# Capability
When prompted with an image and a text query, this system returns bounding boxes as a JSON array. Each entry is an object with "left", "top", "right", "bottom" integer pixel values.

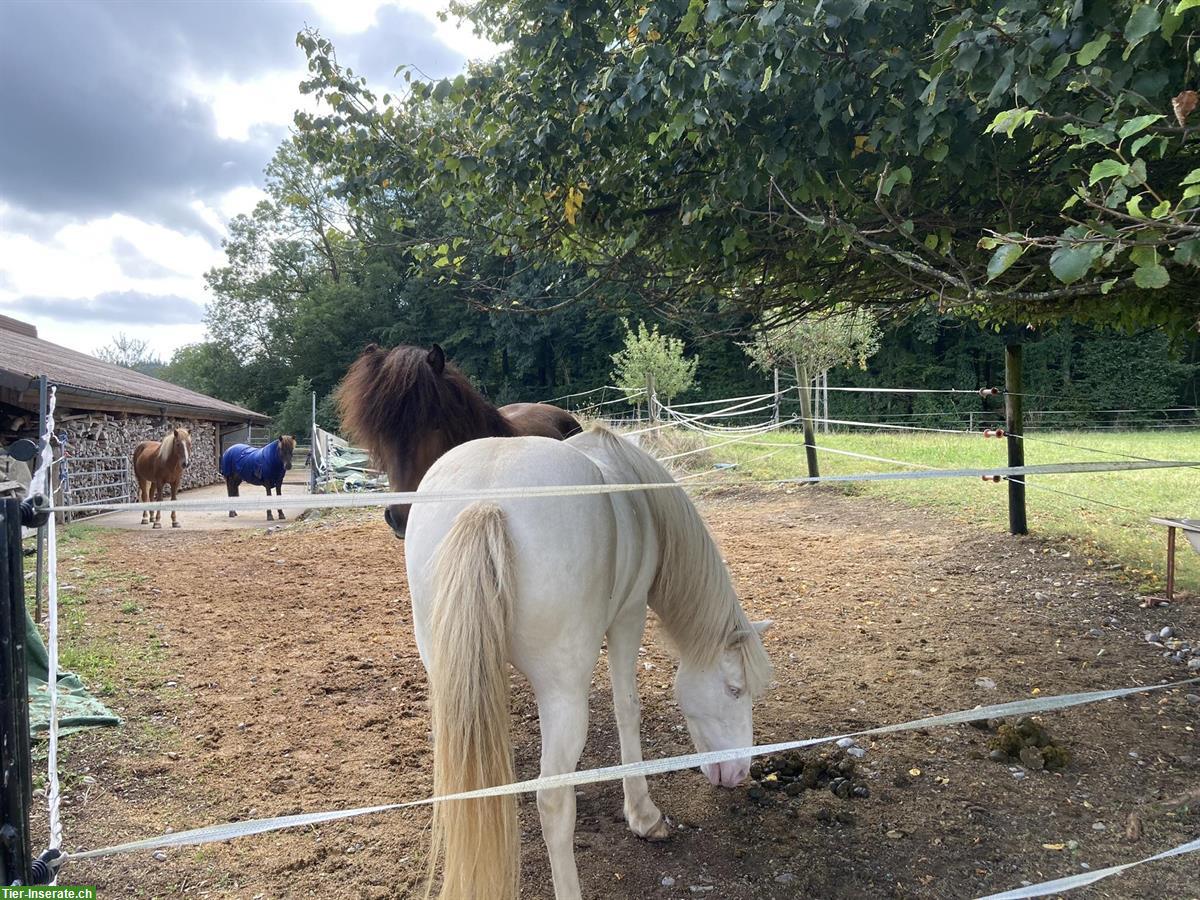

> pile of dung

[
  {"left": 746, "top": 742, "right": 871, "bottom": 803},
  {"left": 985, "top": 716, "right": 1071, "bottom": 771}
]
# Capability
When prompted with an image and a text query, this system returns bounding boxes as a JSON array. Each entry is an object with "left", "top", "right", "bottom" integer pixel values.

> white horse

[{"left": 401, "top": 426, "right": 773, "bottom": 900}]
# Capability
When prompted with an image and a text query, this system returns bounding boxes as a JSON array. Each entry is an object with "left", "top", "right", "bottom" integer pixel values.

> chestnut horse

[
  {"left": 132, "top": 427, "right": 192, "bottom": 529},
  {"left": 337, "top": 343, "right": 581, "bottom": 536}
]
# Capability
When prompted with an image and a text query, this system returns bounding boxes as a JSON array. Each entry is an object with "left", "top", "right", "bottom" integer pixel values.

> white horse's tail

[{"left": 426, "top": 503, "right": 519, "bottom": 900}]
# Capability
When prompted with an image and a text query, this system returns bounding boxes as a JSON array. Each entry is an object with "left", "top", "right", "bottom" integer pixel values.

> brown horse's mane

[
  {"left": 157, "top": 428, "right": 190, "bottom": 463},
  {"left": 336, "top": 344, "right": 515, "bottom": 462}
]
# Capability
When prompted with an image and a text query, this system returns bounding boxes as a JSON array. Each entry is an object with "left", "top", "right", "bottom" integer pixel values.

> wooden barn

[{"left": 0, "top": 314, "right": 269, "bottom": 510}]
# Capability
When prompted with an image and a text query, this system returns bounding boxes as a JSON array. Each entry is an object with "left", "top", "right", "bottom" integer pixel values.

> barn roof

[{"left": 0, "top": 316, "right": 270, "bottom": 423}]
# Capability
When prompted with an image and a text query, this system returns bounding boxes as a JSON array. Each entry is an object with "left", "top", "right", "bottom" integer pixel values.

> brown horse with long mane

[
  {"left": 132, "top": 427, "right": 192, "bottom": 529},
  {"left": 337, "top": 343, "right": 581, "bottom": 537}
]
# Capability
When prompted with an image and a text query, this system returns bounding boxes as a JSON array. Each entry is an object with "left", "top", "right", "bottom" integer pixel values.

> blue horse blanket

[{"left": 221, "top": 442, "right": 286, "bottom": 487}]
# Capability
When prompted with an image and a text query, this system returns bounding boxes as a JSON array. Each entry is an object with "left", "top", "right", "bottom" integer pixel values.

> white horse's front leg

[
  {"left": 607, "top": 606, "right": 670, "bottom": 840},
  {"left": 536, "top": 691, "right": 589, "bottom": 900}
]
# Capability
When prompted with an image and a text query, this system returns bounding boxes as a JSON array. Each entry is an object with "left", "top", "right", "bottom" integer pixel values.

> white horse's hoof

[{"left": 636, "top": 813, "right": 672, "bottom": 842}]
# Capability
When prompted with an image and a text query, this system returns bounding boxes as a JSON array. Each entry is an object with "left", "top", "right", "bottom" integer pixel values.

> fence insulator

[
  {"left": 981, "top": 474, "right": 1003, "bottom": 482},
  {"left": 982, "top": 428, "right": 1006, "bottom": 438},
  {"left": 979, "top": 387, "right": 1000, "bottom": 397}
]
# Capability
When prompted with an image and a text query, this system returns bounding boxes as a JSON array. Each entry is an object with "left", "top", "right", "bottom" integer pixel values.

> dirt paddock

[{"left": 43, "top": 487, "right": 1199, "bottom": 899}]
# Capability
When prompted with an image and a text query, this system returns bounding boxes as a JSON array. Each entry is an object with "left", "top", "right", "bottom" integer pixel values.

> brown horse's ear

[
  {"left": 364, "top": 343, "right": 381, "bottom": 355},
  {"left": 427, "top": 344, "right": 446, "bottom": 375}
]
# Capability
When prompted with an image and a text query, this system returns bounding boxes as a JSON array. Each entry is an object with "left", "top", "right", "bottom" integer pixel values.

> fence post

[
  {"left": 821, "top": 370, "right": 829, "bottom": 434},
  {"left": 0, "top": 498, "right": 34, "bottom": 885},
  {"left": 646, "top": 373, "right": 658, "bottom": 422},
  {"left": 773, "top": 368, "right": 780, "bottom": 426},
  {"left": 1005, "top": 343, "right": 1028, "bottom": 535},
  {"left": 309, "top": 392, "right": 318, "bottom": 494},
  {"left": 33, "top": 376, "right": 46, "bottom": 623},
  {"left": 794, "top": 362, "right": 820, "bottom": 479}
]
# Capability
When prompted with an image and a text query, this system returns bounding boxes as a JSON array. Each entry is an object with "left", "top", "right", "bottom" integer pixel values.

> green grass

[
  {"left": 688, "top": 428, "right": 1200, "bottom": 594},
  {"left": 24, "top": 524, "right": 158, "bottom": 695}
]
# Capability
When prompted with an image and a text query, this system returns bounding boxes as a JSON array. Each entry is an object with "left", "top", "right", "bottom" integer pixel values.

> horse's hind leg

[
  {"left": 170, "top": 480, "right": 180, "bottom": 528},
  {"left": 535, "top": 689, "right": 589, "bottom": 900},
  {"left": 139, "top": 480, "right": 150, "bottom": 525},
  {"left": 276, "top": 483, "right": 285, "bottom": 520},
  {"left": 265, "top": 484, "right": 274, "bottom": 521},
  {"left": 225, "top": 477, "right": 239, "bottom": 518},
  {"left": 607, "top": 604, "right": 671, "bottom": 840}
]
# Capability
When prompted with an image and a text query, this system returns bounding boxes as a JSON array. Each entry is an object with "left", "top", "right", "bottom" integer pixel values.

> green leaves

[
  {"left": 1077, "top": 33, "right": 1111, "bottom": 65},
  {"left": 1089, "top": 160, "right": 1131, "bottom": 184},
  {"left": 1124, "top": 5, "right": 1162, "bottom": 43},
  {"left": 880, "top": 166, "right": 912, "bottom": 196},
  {"left": 987, "top": 243, "right": 1025, "bottom": 282},
  {"left": 1050, "top": 244, "right": 1102, "bottom": 284},
  {"left": 986, "top": 107, "right": 1038, "bottom": 138},
  {"left": 1118, "top": 114, "right": 1164, "bottom": 139},
  {"left": 1133, "top": 263, "right": 1170, "bottom": 287}
]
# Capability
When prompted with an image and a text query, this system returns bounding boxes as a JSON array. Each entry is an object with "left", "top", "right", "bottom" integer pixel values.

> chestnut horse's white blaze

[{"left": 404, "top": 426, "right": 772, "bottom": 900}]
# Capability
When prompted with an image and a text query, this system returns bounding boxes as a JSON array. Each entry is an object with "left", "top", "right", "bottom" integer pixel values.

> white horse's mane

[{"left": 587, "top": 426, "right": 773, "bottom": 696}]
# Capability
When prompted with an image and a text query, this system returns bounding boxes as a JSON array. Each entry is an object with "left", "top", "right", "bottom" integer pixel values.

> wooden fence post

[
  {"left": 773, "top": 368, "right": 780, "bottom": 426},
  {"left": 1005, "top": 343, "right": 1028, "bottom": 535},
  {"left": 794, "top": 362, "right": 820, "bottom": 479},
  {"left": 646, "top": 372, "right": 658, "bottom": 422},
  {"left": 0, "top": 498, "right": 34, "bottom": 885}
]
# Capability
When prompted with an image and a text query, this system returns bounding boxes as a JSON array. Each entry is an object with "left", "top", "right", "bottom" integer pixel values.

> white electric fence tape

[{"left": 62, "top": 677, "right": 1198, "bottom": 865}]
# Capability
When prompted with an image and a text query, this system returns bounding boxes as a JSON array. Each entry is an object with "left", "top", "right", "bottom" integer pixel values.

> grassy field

[{"left": 676, "top": 428, "right": 1200, "bottom": 595}]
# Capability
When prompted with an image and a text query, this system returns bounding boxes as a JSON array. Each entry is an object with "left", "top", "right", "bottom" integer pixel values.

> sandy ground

[
  {"left": 37, "top": 485, "right": 1200, "bottom": 899},
  {"left": 90, "top": 468, "right": 311, "bottom": 532}
]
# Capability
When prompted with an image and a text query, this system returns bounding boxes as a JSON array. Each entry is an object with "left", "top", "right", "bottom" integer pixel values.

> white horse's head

[{"left": 674, "top": 619, "right": 772, "bottom": 788}]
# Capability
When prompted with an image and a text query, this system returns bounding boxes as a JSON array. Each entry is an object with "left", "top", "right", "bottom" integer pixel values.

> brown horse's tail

[{"left": 425, "top": 503, "right": 519, "bottom": 900}]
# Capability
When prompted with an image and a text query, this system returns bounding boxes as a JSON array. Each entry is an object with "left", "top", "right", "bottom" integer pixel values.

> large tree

[{"left": 295, "top": 0, "right": 1200, "bottom": 333}]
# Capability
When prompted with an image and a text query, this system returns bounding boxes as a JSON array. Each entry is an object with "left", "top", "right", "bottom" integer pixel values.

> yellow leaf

[
  {"left": 627, "top": 25, "right": 639, "bottom": 43},
  {"left": 852, "top": 135, "right": 872, "bottom": 157},
  {"left": 564, "top": 185, "right": 585, "bottom": 226},
  {"left": 1032, "top": 688, "right": 1041, "bottom": 696},
  {"left": 1042, "top": 843, "right": 1066, "bottom": 851},
  {"left": 909, "top": 767, "right": 922, "bottom": 777}
]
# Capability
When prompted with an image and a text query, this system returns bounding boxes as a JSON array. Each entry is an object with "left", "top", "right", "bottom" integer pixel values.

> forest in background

[
  {"left": 137, "top": 0, "right": 1200, "bottom": 437},
  {"left": 137, "top": 144, "right": 1197, "bottom": 438}
]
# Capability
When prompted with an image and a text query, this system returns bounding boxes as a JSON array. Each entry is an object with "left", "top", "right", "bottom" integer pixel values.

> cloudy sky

[{"left": 0, "top": 0, "right": 494, "bottom": 359}]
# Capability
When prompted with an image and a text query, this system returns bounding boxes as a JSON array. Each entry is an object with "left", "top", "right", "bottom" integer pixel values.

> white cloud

[
  {"left": 0, "top": 207, "right": 224, "bottom": 357},
  {"left": 307, "top": 0, "right": 499, "bottom": 59},
  {"left": 184, "top": 68, "right": 317, "bottom": 142},
  {"left": 0, "top": 2, "right": 498, "bottom": 363}
]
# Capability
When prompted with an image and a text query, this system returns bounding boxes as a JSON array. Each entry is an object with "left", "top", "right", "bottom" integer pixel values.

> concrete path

[{"left": 89, "top": 468, "right": 312, "bottom": 532}]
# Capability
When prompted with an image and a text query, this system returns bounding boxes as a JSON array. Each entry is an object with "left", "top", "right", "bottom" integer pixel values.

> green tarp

[{"left": 26, "top": 607, "right": 120, "bottom": 737}]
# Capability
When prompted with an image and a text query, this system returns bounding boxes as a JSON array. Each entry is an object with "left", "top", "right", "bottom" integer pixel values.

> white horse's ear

[{"left": 751, "top": 619, "right": 773, "bottom": 636}]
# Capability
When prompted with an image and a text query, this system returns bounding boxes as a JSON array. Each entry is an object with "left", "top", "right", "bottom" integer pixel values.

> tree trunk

[{"left": 794, "top": 359, "right": 819, "bottom": 480}]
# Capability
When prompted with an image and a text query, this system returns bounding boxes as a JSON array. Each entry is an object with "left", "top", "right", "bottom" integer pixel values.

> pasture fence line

[
  {"left": 48, "top": 661, "right": 1200, "bottom": 888},
  {"left": 15, "top": 381, "right": 1200, "bottom": 893},
  {"left": 40, "top": 458, "right": 1200, "bottom": 518}
]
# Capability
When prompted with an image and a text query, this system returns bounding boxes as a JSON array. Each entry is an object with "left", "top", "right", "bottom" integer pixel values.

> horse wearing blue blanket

[{"left": 220, "top": 435, "right": 296, "bottom": 521}]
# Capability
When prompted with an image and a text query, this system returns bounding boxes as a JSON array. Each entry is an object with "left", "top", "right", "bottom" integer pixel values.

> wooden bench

[{"left": 1149, "top": 518, "right": 1200, "bottom": 601}]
